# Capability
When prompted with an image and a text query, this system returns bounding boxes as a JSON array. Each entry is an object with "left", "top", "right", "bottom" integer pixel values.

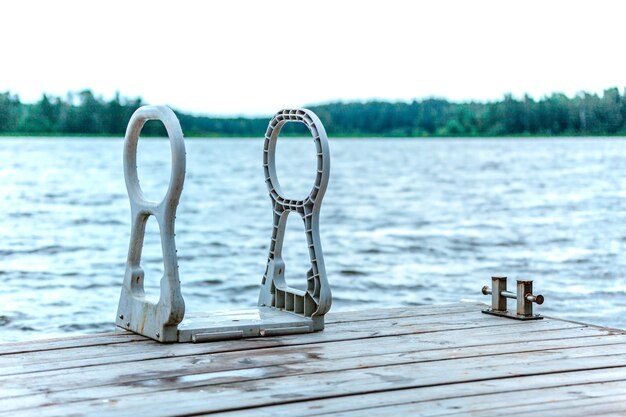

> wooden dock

[{"left": 2, "top": 302, "right": 626, "bottom": 416}]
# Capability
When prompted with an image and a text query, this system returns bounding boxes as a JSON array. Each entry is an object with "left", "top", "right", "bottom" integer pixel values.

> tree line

[{"left": 1, "top": 88, "right": 625, "bottom": 137}]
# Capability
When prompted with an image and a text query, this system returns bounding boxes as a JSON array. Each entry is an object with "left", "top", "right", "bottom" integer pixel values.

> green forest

[{"left": 1, "top": 88, "right": 625, "bottom": 137}]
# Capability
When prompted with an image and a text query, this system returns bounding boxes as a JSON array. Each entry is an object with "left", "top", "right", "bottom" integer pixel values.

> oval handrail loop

[
  {"left": 116, "top": 105, "right": 186, "bottom": 343},
  {"left": 259, "top": 109, "right": 332, "bottom": 322},
  {"left": 123, "top": 106, "right": 186, "bottom": 211},
  {"left": 263, "top": 109, "right": 330, "bottom": 207}
]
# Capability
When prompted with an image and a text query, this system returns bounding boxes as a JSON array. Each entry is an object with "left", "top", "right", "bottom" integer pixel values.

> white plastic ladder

[{"left": 115, "top": 106, "right": 332, "bottom": 343}]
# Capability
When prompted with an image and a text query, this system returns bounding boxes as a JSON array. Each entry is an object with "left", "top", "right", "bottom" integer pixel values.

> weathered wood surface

[{"left": 1, "top": 302, "right": 626, "bottom": 416}]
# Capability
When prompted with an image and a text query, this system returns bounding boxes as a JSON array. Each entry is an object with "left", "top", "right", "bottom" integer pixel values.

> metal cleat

[{"left": 481, "top": 276, "right": 544, "bottom": 320}]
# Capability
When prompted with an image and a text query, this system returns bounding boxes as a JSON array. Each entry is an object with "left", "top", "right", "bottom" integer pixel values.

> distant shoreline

[{"left": 2, "top": 88, "right": 625, "bottom": 137}]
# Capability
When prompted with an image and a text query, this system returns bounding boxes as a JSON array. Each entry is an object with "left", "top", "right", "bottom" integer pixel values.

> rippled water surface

[{"left": 1, "top": 137, "right": 626, "bottom": 342}]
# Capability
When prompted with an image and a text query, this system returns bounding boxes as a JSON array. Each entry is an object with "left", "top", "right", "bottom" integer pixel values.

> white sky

[{"left": 1, "top": 0, "right": 624, "bottom": 116}]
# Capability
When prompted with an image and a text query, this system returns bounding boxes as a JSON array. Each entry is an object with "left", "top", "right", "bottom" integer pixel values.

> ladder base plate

[{"left": 177, "top": 307, "right": 320, "bottom": 342}]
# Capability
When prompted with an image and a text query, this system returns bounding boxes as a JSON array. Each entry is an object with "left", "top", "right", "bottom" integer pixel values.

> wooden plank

[
  {"left": 511, "top": 398, "right": 626, "bottom": 417},
  {"left": 0, "top": 332, "right": 147, "bottom": 356},
  {"left": 207, "top": 368, "right": 626, "bottom": 417},
  {"left": 5, "top": 333, "right": 626, "bottom": 415},
  {"left": 324, "top": 302, "right": 485, "bottom": 324},
  {"left": 2, "top": 326, "right": 618, "bottom": 400},
  {"left": 272, "top": 381, "right": 626, "bottom": 417},
  {"left": 446, "top": 395, "right": 626, "bottom": 417},
  {"left": 0, "top": 311, "right": 572, "bottom": 375},
  {"left": 439, "top": 390, "right": 626, "bottom": 417}
]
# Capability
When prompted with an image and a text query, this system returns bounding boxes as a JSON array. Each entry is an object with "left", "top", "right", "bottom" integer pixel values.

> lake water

[{"left": 1, "top": 137, "right": 626, "bottom": 342}]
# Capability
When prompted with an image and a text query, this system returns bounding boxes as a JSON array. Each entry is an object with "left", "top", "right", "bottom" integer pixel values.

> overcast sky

[{"left": 1, "top": 0, "right": 624, "bottom": 116}]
